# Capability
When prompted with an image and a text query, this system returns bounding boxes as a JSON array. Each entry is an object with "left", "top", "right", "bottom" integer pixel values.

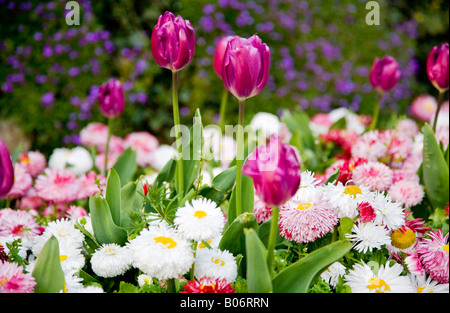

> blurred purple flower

[{"left": 41, "top": 92, "right": 55, "bottom": 107}]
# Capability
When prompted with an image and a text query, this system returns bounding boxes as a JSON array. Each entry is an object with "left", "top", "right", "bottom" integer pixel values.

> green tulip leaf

[
  {"left": 113, "top": 147, "right": 137, "bottom": 186},
  {"left": 105, "top": 168, "right": 121, "bottom": 226},
  {"left": 245, "top": 228, "right": 273, "bottom": 293}
]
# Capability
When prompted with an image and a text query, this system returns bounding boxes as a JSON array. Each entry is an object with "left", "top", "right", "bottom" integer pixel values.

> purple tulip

[
  {"left": 212, "top": 35, "right": 236, "bottom": 78},
  {"left": 369, "top": 56, "right": 401, "bottom": 92},
  {"left": 221, "top": 34, "right": 271, "bottom": 100},
  {"left": 242, "top": 135, "right": 301, "bottom": 207},
  {"left": 427, "top": 43, "right": 449, "bottom": 92},
  {"left": 0, "top": 140, "right": 14, "bottom": 199},
  {"left": 150, "top": 11, "right": 195, "bottom": 71},
  {"left": 98, "top": 78, "right": 125, "bottom": 118}
]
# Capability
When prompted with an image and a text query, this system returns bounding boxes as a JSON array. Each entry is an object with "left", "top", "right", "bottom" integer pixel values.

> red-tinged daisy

[
  {"left": 0, "top": 208, "right": 41, "bottom": 240},
  {"left": 357, "top": 201, "right": 377, "bottom": 223},
  {"left": 34, "top": 168, "right": 82, "bottom": 203},
  {"left": 404, "top": 254, "right": 424, "bottom": 276},
  {"left": 388, "top": 179, "right": 424, "bottom": 208},
  {"left": 7, "top": 163, "right": 32, "bottom": 199},
  {"left": 279, "top": 188, "right": 337, "bottom": 243},
  {"left": 253, "top": 195, "right": 272, "bottom": 224},
  {"left": 182, "top": 277, "right": 234, "bottom": 293},
  {"left": 409, "top": 273, "right": 449, "bottom": 293},
  {"left": 0, "top": 261, "right": 36, "bottom": 293},
  {"left": 344, "top": 261, "right": 413, "bottom": 293},
  {"left": 352, "top": 161, "right": 393, "bottom": 192},
  {"left": 417, "top": 229, "right": 449, "bottom": 284}
]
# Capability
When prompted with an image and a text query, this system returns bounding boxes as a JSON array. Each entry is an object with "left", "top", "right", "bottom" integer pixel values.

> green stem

[
  {"left": 235, "top": 99, "right": 245, "bottom": 217},
  {"left": 432, "top": 90, "right": 445, "bottom": 133},
  {"left": 219, "top": 88, "right": 229, "bottom": 133},
  {"left": 369, "top": 91, "right": 383, "bottom": 131},
  {"left": 166, "top": 278, "right": 176, "bottom": 293},
  {"left": 267, "top": 206, "right": 279, "bottom": 277},
  {"left": 104, "top": 117, "right": 113, "bottom": 176},
  {"left": 190, "top": 241, "right": 198, "bottom": 281},
  {"left": 172, "top": 70, "right": 184, "bottom": 198}
]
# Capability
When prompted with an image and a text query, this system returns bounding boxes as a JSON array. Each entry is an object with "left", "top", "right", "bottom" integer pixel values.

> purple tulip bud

[
  {"left": 150, "top": 11, "right": 195, "bottom": 71},
  {"left": 369, "top": 56, "right": 401, "bottom": 92},
  {"left": 98, "top": 78, "right": 125, "bottom": 118},
  {"left": 427, "top": 43, "right": 449, "bottom": 92},
  {"left": 0, "top": 140, "right": 14, "bottom": 199},
  {"left": 242, "top": 135, "right": 301, "bottom": 207},
  {"left": 221, "top": 34, "right": 271, "bottom": 100}
]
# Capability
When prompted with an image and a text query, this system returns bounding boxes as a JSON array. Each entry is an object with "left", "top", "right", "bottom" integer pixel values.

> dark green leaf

[
  {"left": 113, "top": 147, "right": 137, "bottom": 186},
  {"left": 245, "top": 228, "right": 273, "bottom": 293}
]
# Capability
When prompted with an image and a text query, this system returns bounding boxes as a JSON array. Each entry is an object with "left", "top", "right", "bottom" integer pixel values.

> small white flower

[
  {"left": 174, "top": 198, "right": 225, "bottom": 242},
  {"left": 137, "top": 274, "right": 154, "bottom": 287},
  {"left": 409, "top": 274, "right": 449, "bottom": 293},
  {"left": 194, "top": 248, "right": 238, "bottom": 283},
  {"left": 370, "top": 191, "right": 405, "bottom": 230},
  {"left": 322, "top": 182, "right": 371, "bottom": 219},
  {"left": 320, "top": 262, "right": 347, "bottom": 288},
  {"left": 346, "top": 223, "right": 391, "bottom": 253},
  {"left": 90, "top": 243, "right": 132, "bottom": 278}
]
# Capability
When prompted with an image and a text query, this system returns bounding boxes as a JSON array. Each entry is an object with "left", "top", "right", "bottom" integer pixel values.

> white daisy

[
  {"left": 59, "top": 246, "right": 85, "bottom": 275},
  {"left": 127, "top": 224, "right": 194, "bottom": 280},
  {"left": 31, "top": 218, "right": 84, "bottom": 257},
  {"left": 344, "top": 261, "right": 414, "bottom": 293},
  {"left": 194, "top": 248, "right": 238, "bottom": 283},
  {"left": 323, "top": 182, "right": 371, "bottom": 219},
  {"left": 346, "top": 222, "right": 391, "bottom": 253},
  {"left": 137, "top": 274, "right": 154, "bottom": 287},
  {"left": 174, "top": 198, "right": 226, "bottom": 242},
  {"left": 90, "top": 243, "right": 132, "bottom": 278},
  {"left": 370, "top": 191, "right": 405, "bottom": 230},
  {"left": 320, "top": 261, "right": 347, "bottom": 288},
  {"left": 409, "top": 273, "right": 449, "bottom": 293}
]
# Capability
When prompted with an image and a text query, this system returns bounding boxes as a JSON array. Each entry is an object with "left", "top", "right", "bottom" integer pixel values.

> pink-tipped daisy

[
  {"left": 352, "top": 161, "right": 393, "bottom": 192},
  {"left": 410, "top": 94, "right": 437, "bottom": 122},
  {"left": 123, "top": 132, "right": 159, "bottom": 167},
  {"left": 253, "top": 196, "right": 272, "bottom": 224},
  {"left": 77, "top": 171, "right": 106, "bottom": 200},
  {"left": 357, "top": 201, "right": 377, "bottom": 223},
  {"left": 417, "top": 229, "right": 449, "bottom": 284},
  {"left": 0, "top": 208, "right": 42, "bottom": 239},
  {"left": 181, "top": 277, "right": 234, "bottom": 293},
  {"left": 388, "top": 180, "right": 424, "bottom": 208},
  {"left": 18, "top": 151, "right": 47, "bottom": 177},
  {"left": 404, "top": 254, "right": 424, "bottom": 276},
  {"left": 7, "top": 163, "right": 33, "bottom": 198},
  {"left": 0, "top": 261, "right": 36, "bottom": 293},
  {"left": 34, "top": 168, "right": 81, "bottom": 203},
  {"left": 351, "top": 130, "right": 388, "bottom": 162},
  {"left": 279, "top": 188, "right": 338, "bottom": 243},
  {"left": 79, "top": 122, "right": 109, "bottom": 151}
]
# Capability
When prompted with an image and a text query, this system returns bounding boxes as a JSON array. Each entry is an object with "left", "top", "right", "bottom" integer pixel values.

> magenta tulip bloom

[
  {"left": 369, "top": 56, "right": 401, "bottom": 92},
  {"left": 98, "top": 78, "right": 125, "bottom": 118},
  {"left": 212, "top": 35, "right": 235, "bottom": 78},
  {"left": 242, "top": 135, "right": 301, "bottom": 207},
  {"left": 0, "top": 140, "right": 14, "bottom": 199},
  {"left": 427, "top": 43, "right": 449, "bottom": 92},
  {"left": 150, "top": 11, "right": 195, "bottom": 71},
  {"left": 221, "top": 34, "right": 271, "bottom": 100}
]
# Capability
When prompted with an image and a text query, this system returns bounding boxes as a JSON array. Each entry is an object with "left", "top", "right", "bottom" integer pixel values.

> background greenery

[{"left": 0, "top": 0, "right": 448, "bottom": 156}]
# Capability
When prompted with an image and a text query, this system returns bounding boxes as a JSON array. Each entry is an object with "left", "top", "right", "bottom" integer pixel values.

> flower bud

[
  {"left": 150, "top": 11, "right": 195, "bottom": 71},
  {"left": 0, "top": 140, "right": 14, "bottom": 199},
  {"left": 369, "top": 56, "right": 401, "bottom": 92},
  {"left": 242, "top": 135, "right": 301, "bottom": 206},
  {"left": 427, "top": 43, "right": 449, "bottom": 92},
  {"left": 221, "top": 34, "right": 271, "bottom": 100},
  {"left": 98, "top": 78, "right": 125, "bottom": 118}
]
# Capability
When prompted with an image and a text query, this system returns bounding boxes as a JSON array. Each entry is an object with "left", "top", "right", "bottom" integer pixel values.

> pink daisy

[
  {"left": 19, "top": 188, "right": 45, "bottom": 212},
  {"left": 279, "top": 189, "right": 337, "bottom": 243},
  {"left": 0, "top": 261, "right": 36, "bottom": 293},
  {"left": 182, "top": 277, "right": 234, "bottom": 293},
  {"left": 7, "top": 163, "right": 33, "bottom": 198},
  {"left": 352, "top": 161, "right": 393, "bottom": 191},
  {"left": 0, "top": 208, "right": 42, "bottom": 239},
  {"left": 396, "top": 118, "right": 419, "bottom": 137},
  {"left": 436, "top": 126, "right": 449, "bottom": 149},
  {"left": 384, "top": 130, "right": 414, "bottom": 164},
  {"left": 78, "top": 171, "right": 106, "bottom": 200},
  {"left": 253, "top": 196, "right": 272, "bottom": 224},
  {"left": 357, "top": 201, "right": 376, "bottom": 223},
  {"left": 123, "top": 132, "right": 159, "bottom": 167},
  {"left": 65, "top": 205, "right": 88, "bottom": 220},
  {"left": 417, "top": 229, "right": 449, "bottom": 284},
  {"left": 79, "top": 122, "right": 109, "bottom": 151},
  {"left": 351, "top": 130, "right": 387, "bottom": 162},
  {"left": 95, "top": 151, "right": 121, "bottom": 173},
  {"left": 18, "top": 151, "right": 47, "bottom": 177},
  {"left": 392, "top": 169, "right": 420, "bottom": 184},
  {"left": 42, "top": 203, "right": 68, "bottom": 219},
  {"left": 405, "top": 254, "right": 424, "bottom": 276},
  {"left": 34, "top": 168, "right": 81, "bottom": 203},
  {"left": 388, "top": 180, "right": 424, "bottom": 208},
  {"left": 410, "top": 94, "right": 437, "bottom": 122}
]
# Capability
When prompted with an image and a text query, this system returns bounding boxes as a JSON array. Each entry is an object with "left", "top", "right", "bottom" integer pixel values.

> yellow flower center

[
  {"left": 343, "top": 185, "right": 362, "bottom": 198},
  {"left": 104, "top": 248, "right": 116, "bottom": 254},
  {"left": 60, "top": 255, "right": 68, "bottom": 262},
  {"left": 194, "top": 210, "right": 207, "bottom": 219},
  {"left": 443, "top": 244, "right": 449, "bottom": 254},
  {"left": 211, "top": 256, "right": 226, "bottom": 266},
  {"left": 154, "top": 236, "right": 177, "bottom": 249},
  {"left": 20, "top": 156, "right": 30, "bottom": 164},
  {"left": 0, "top": 277, "right": 8, "bottom": 286},
  {"left": 390, "top": 228, "right": 416, "bottom": 250},
  {"left": 296, "top": 202, "right": 312, "bottom": 210},
  {"left": 367, "top": 278, "right": 391, "bottom": 293},
  {"left": 199, "top": 240, "right": 212, "bottom": 249},
  {"left": 417, "top": 286, "right": 433, "bottom": 293},
  {"left": 201, "top": 284, "right": 216, "bottom": 291}
]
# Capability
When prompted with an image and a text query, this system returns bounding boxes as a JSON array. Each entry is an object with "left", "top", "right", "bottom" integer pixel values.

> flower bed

[{"left": 0, "top": 9, "right": 448, "bottom": 294}]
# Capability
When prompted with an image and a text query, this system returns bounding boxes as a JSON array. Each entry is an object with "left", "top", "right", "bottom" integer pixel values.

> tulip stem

[
  {"left": 172, "top": 70, "right": 184, "bottom": 198},
  {"left": 104, "top": 117, "right": 113, "bottom": 176},
  {"left": 219, "top": 87, "right": 229, "bottom": 133},
  {"left": 432, "top": 90, "right": 445, "bottom": 133},
  {"left": 166, "top": 278, "right": 176, "bottom": 293},
  {"left": 236, "top": 99, "right": 245, "bottom": 217},
  {"left": 267, "top": 206, "right": 279, "bottom": 277},
  {"left": 369, "top": 91, "right": 383, "bottom": 131}
]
